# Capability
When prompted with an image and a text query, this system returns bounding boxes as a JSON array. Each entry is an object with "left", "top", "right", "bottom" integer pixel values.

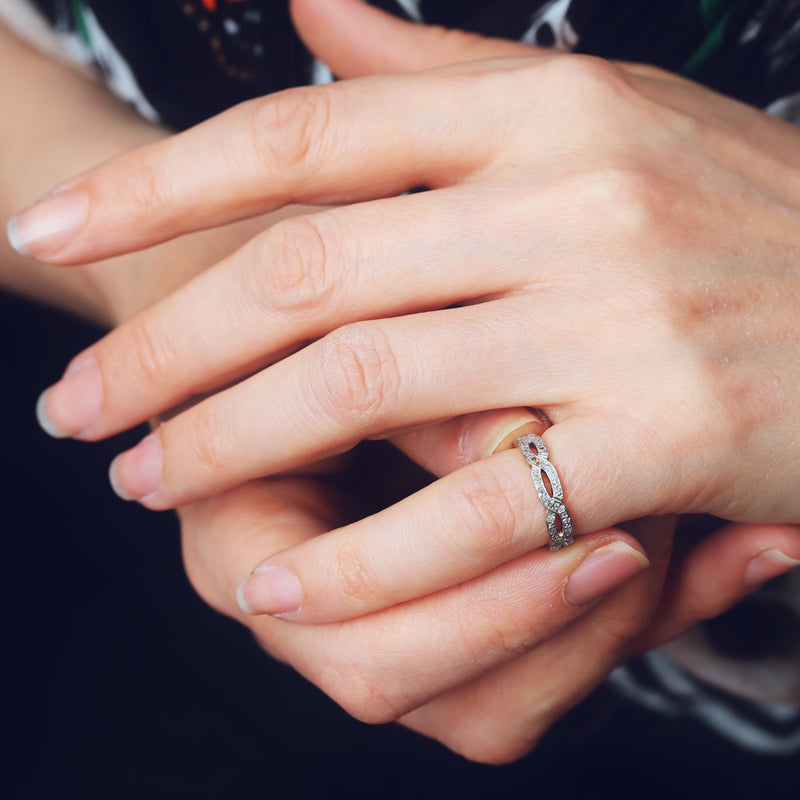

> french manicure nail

[
  {"left": 36, "top": 353, "right": 102, "bottom": 438},
  {"left": 744, "top": 549, "right": 800, "bottom": 587},
  {"left": 564, "top": 542, "right": 650, "bottom": 608},
  {"left": 7, "top": 189, "right": 89, "bottom": 259},
  {"left": 237, "top": 566, "right": 303, "bottom": 617},
  {"left": 109, "top": 432, "right": 163, "bottom": 503},
  {"left": 36, "top": 390, "right": 66, "bottom": 439}
]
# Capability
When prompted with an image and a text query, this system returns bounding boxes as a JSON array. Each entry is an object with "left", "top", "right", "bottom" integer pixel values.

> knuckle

[
  {"left": 317, "top": 658, "right": 403, "bottom": 725},
  {"left": 592, "top": 607, "right": 649, "bottom": 649},
  {"left": 578, "top": 165, "right": 666, "bottom": 243},
  {"left": 673, "top": 593, "right": 716, "bottom": 628},
  {"left": 331, "top": 536, "right": 380, "bottom": 605},
  {"left": 480, "top": 603, "right": 536, "bottom": 661},
  {"left": 248, "top": 214, "right": 337, "bottom": 316},
  {"left": 448, "top": 465, "right": 530, "bottom": 557},
  {"left": 180, "top": 403, "right": 235, "bottom": 479},
  {"left": 546, "top": 53, "right": 629, "bottom": 102},
  {"left": 450, "top": 730, "right": 542, "bottom": 765},
  {"left": 119, "top": 150, "right": 172, "bottom": 218},
  {"left": 315, "top": 323, "right": 402, "bottom": 429},
  {"left": 248, "top": 87, "right": 330, "bottom": 175},
  {"left": 120, "top": 312, "right": 176, "bottom": 386}
]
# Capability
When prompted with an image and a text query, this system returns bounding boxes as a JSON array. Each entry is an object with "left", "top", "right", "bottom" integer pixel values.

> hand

[
  {"left": 180, "top": 459, "right": 800, "bottom": 762},
  {"left": 22, "top": 3, "right": 800, "bottom": 527},
  {"left": 0, "top": 18, "right": 305, "bottom": 327},
  {"left": 17, "top": 0, "right": 791, "bottom": 760}
]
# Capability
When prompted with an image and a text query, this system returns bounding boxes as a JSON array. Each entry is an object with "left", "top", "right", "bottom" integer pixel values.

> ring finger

[{"left": 236, "top": 409, "right": 656, "bottom": 623}]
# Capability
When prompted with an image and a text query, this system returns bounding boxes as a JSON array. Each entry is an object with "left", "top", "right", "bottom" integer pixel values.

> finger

[
  {"left": 290, "top": 0, "right": 536, "bottom": 78},
  {"left": 106, "top": 286, "right": 675, "bottom": 532},
  {"left": 36, "top": 188, "right": 540, "bottom": 441},
  {"left": 279, "top": 533, "right": 650, "bottom": 723},
  {"left": 8, "top": 56, "right": 545, "bottom": 265},
  {"left": 231, "top": 400, "right": 674, "bottom": 625},
  {"left": 388, "top": 408, "right": 549, "bottom": 477},
  {"left": 103, "top": 299, "right": 596, "bottom": 509},
  {"left": 185, "top": 475, "right": 654, "bottom": 726},
  {"left": 180, "top": 477, "right": 345, "bottom": 623},
  {"left": 106, "top": 303, "right": 676, "bottom": 542},
  {"left": 633, "top": 521, "right": 800, "bottom": 652},
  {"left": 198, "top": 488, "right": 650, "bottom": 724},
  {"left": 401, "top": 561, "right": 657, "bottom": 763},
  {"left": 398, "top": 514, "right": 675, "bottom": 763},
  {"left": 235, "top": 431, "right": 657, "bottom": 623}
]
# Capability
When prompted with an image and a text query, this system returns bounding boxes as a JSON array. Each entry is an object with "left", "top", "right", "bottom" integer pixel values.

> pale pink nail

[
  {"left": 744, "top": 549, "right": 800, "bottom": 587},
  {"left": 109, "top": 432, "right": 163, "bottom": 503},
  {"left": 36, "top": 352, "right": 102, "bottom": 438},
  {"left": 7, "top": 189, "right": 89, "bottom": 259},
  {"left": 237, "top": 566, "right": 303, "bottom": 617},
  {"left": 564, "top": 542, "right": 650, "bottom": 607}
]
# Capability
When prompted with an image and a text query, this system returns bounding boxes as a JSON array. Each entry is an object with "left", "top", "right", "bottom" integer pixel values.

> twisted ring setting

[{"left": 516, "top": 433, "right": 574, "bottom": 551}]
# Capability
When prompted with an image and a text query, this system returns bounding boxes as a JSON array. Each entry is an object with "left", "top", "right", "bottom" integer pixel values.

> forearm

[{"left": 0, "top": 21, "right": 165, "bottom": 323}]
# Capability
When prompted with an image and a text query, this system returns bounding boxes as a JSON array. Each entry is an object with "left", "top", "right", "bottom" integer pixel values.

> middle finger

[
  {"left": 37, "top": 183, "right": 555, "bottom": 442},
  {"left": 107, "top": 298, "right": 583, "bottom": 508}
]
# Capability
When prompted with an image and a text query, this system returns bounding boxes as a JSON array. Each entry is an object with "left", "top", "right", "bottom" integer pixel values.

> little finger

[
  {"left": 634, "top": 521, "right": 800, "bottom": 652},
  {"left": 237, "top": 425, "right": 657, "bottom": 622}
]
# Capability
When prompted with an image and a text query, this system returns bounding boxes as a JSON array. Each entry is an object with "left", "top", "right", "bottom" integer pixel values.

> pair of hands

[{"left": 15, "top": 0, "right": 800, "bottom": 762}]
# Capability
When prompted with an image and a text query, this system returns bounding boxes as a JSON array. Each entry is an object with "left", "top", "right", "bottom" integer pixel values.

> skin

[
  {"left": 24, "top": 8, "right": 800, "bottom": 527},
  {"left": 0, "top": 20, "right": 296, "bottom": 323},
  {"left": 5, "top": 0, "right": 800, "bottom": 762}
]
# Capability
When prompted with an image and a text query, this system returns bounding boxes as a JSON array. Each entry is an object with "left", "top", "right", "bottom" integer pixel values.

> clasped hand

[{"left": 13, "top": 0, "right": 800, "bottom": 762}]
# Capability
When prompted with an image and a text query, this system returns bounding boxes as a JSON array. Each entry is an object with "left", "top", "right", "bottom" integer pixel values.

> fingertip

[
  {"left": 291, "top": 0, "right": 423, "bottom": 78},
  {"left": 36, "top": 389, "right": 67, "bottom": 439},
  {"left": 394, "top": 408, "right": 547, "bottom": 478},
  {"left": 563, "top": 540, "right": 650, "bottom": 608},
  {"left": 108, "top": 457, "right": 134, "bottom": 502},
  {"left": 236, "top": 566, "right": 304, "bottom": 618},
  {"left": 6, "top": 214, "right": 30, "bottom": 257},
  {"left": 3, "top": 190, "right": 89, "bottom": 262},
  {"left": 486, "top": 411, "right": 549, "bottom": 457},
  {"left": 35, "top": 352, "right": 103, "bottom": 440},
  {"left": 108, "top": 432, "right": 163, "bottom": 504},
  {"left": 236, "top": 576, "right": 256, "bottom": 615},
  {"left": 744, "top": 548, "right": 800, "bottom": 588}
]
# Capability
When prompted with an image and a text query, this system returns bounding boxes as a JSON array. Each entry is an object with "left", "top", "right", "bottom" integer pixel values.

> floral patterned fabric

[{"left": 14, "top": 0, "right": 800, "bottom": 129}]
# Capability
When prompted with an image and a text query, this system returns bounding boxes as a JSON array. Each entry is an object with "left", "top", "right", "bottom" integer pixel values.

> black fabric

[
  {"left": 26, "top": 1, "right": 800, "bottom": 129},
  {"left": 6, "top": 3, "right": 800, "bottom": 794}
]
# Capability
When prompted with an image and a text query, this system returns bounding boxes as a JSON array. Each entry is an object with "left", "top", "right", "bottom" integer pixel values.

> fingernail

[
  {"left": 36, "top": 352, "right": 102, "bottom": 438},
  {"left": 236, "top": 566, "right": 303, "bottom": 617},
  {"left": 109, "top": 432, "right": 163, "bottom": 503},
  {"left": 7, "top": 189, "right": 89, "bottom": 259},
  {"left": 745, "top": 549, "right": 800, "bottom": 587},
  {"left": 564, "top": 542, "right": 650, "bottom": 608}
]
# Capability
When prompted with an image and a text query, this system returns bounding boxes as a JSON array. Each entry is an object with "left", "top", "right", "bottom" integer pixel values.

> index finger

[{"left": 8, "top": 59, "right": 541, "bottom": 265}]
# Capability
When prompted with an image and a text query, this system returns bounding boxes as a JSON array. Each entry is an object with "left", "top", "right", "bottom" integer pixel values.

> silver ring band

[{"left": 516, "top": 433, "right": 574, "bottom": 551}]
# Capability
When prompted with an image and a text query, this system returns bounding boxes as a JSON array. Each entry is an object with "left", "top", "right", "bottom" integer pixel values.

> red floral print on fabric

[{"left": 200, "top": 0, "right": 248, "bottom": 12}]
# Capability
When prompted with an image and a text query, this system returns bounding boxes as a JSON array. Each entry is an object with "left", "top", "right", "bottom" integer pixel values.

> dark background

[{"left": 5, "top": 288, "right": 798, "bottom": 799}]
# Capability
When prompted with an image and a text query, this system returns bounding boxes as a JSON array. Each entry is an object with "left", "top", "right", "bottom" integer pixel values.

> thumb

[
  {"left": 633, "top": 522, "right": 800, "bottom": 653},
  {"left": 290, "top": 0, "right": 536, "bottom": 78}
]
